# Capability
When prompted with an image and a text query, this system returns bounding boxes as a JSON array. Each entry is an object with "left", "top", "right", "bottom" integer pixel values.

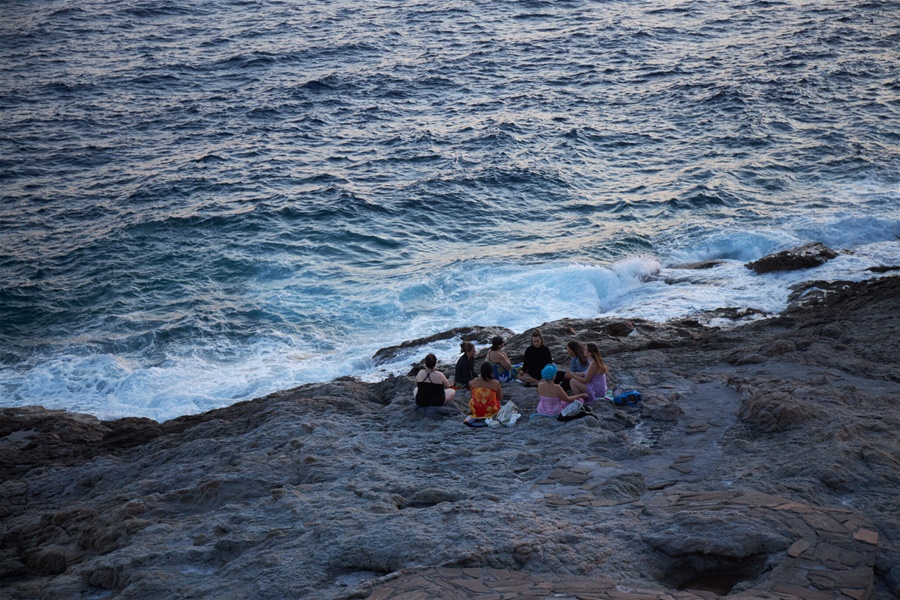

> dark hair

[
  {"left": 480, "top": 361, "right": 493, "bottom": 380},
  {"left": 490, "top": 336, "right": 504, "bottom": 350},
  {"left": 424, "top": 353, "right": 437, "bottom": 369},
  {"left": 585, "top": 343, "right": 609, "bottom": 374},
  {"left": 567, "top": 340, "right": 587, "bottom": 363},
  {"left": 460, "top": 341, "right": 475, "bottom": 354},
  {"left": 531, "top": 329, "right": 544, "bottom": 345}
]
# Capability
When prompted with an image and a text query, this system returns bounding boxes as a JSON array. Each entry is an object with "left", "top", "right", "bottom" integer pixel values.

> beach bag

[
  {"left": 495, "top": 401, "right": 521, "bottom": 426},
  {"left": 612, "top": 389, "right": 642, "bottom": 406}
]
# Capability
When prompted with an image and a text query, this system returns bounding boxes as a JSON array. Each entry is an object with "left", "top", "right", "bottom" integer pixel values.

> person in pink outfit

[
  {"left": 535, "top": 364, "right": 587, "bottom": 416},
  {"left": 566, "top": 343, "right": 609, "bottom": 403}
]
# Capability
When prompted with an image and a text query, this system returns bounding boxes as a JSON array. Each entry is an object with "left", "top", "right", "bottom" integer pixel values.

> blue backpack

[{"left": 612, "top": 390, "right": 642, "bottom": 406}]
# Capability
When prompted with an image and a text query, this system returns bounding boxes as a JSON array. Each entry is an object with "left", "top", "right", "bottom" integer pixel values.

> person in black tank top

[
  {"left": 414, "top": 353, "right": 457, "bottom": 411},
  {"left": 416, "top": 370, "right": 447, "bottom": 407}
]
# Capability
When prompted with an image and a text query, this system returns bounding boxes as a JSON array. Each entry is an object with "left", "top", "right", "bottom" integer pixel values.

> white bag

[
  {"left": 561, "top": 400, "right": 584, "bottom": 418},
  {"left": 495, "top": 401, "right": 521, "bottom": 426}
]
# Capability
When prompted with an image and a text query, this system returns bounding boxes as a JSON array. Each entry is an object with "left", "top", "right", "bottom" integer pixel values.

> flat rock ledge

[{"left": 368, "top": 490, "right": 878, "bottom": 600}]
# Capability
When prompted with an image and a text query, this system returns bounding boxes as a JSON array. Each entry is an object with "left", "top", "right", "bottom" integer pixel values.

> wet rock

[
  {"left": 746, "top": 242, "right": 838, "bottom": 273},
  {"left": 372, "top": 326, "right": 514, "bottom": 364},
  {"left": 701, "top": 306, "right": 769, "bottom": 321},
  {"left": 786, "top": 279, "right": 855, "bottom": 311},
  {"left": 669, "top": 260, "right": 724, "bottom": 270},
  {"left": 867, "top": 265, "right": 900, "bottom": 273}
]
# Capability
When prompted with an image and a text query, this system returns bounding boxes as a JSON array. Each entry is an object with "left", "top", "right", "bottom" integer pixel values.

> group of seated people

[{"left": 413, "top": 329, "right": 609, "bottom": 419}]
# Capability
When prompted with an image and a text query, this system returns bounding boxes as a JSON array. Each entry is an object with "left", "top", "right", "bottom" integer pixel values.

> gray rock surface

[{"left": 1, "top": 276, "right": 898, "bottom": 599}]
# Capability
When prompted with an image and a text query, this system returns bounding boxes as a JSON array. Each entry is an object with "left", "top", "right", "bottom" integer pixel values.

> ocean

[{"left": 1, "top": 0, "right": 898, "bottom": 422}]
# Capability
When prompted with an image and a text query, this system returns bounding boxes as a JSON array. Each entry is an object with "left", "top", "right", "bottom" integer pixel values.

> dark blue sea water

[{"left": 1, "top": 0, "right": 898, "bottom": 421}]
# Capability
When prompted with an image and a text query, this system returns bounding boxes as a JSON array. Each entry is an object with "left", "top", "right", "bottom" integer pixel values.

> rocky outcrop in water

[
  {"left": 1, "top": 276, "right": 898, "bottom": 599},
  {"left": 746, "top": 241, "right": 839, "bottom": 273},
  {"left": 371, "top": 325, "right": 514, "bottom": 364}
]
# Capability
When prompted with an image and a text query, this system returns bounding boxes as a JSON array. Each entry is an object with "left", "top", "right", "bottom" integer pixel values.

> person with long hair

[
  {"left": 484, "top": 335, "right": 519, "bottom": 383},
  {"left": 555, "top": 339, "right": 589, "bottom": 392},
  {"left": 414, "top": 353, "right": 457, "bottom": 418},
  {"left": 566, "top": 343, "right": 609, "bottom": 403},
  {"left": 536, "top": 364, "right": 587, "bottom": 416},
  {"left": 467, "top": 362, "right": 503, "bottom": 418},
  {"left": 454, "top": 341, "right": 476, "bottom": 389},
  {"left": 518, "top": 329, "right": 553, "bottom": 387},
  {"left": 566, "top": 340, "right": 589, "bottom": 374}
]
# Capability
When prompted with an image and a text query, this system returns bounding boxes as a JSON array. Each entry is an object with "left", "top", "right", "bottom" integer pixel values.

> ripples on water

[{"left": 1, "top": 0, "right": 898, "bottom": 419}]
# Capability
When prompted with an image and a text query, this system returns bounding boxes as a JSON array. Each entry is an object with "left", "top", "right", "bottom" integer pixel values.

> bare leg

[
  {"left": 570, "top": 379, "right": 587, "bottom": 395},
  {"left": 443, "top": 387, "right": 457, "bottom": 403},
  {"left": 518, "top": 372, "right": 540, "bottom": 385}
]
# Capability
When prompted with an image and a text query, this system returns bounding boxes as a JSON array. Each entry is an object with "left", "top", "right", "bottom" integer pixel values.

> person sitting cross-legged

[
  {"left": 566, "top": 343, "right": 609, "bottom": 404},
  {"left": 518, "top": 329, "right": 552, "bottom": 387}
]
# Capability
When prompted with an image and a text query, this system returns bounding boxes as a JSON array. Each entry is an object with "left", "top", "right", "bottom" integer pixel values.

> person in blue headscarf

[{"left": 535, "top": 364, "right": 587, "bottom": 416}]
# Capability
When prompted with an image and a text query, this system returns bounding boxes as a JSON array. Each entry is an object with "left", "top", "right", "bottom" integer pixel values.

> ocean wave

[
  {"left": 1, "top": 0, "right": 899, "bottom": 420},
  {"left": 122, "top": 3, "right": 210, "bottom": 19}
]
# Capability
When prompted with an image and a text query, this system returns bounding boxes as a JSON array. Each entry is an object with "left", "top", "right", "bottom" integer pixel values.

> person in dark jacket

[{"left": 518, "top": 329, "right": 553, "bottom": 386}]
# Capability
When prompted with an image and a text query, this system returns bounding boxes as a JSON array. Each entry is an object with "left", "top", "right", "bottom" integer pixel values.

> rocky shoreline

[{"left": 1, "top": 271, "right": 898, "bottom": 599}]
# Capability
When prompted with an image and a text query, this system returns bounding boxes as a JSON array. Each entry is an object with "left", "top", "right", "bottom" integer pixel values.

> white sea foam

[{"left": 3, "top": 230, "right": 897, "bottom": 422}]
